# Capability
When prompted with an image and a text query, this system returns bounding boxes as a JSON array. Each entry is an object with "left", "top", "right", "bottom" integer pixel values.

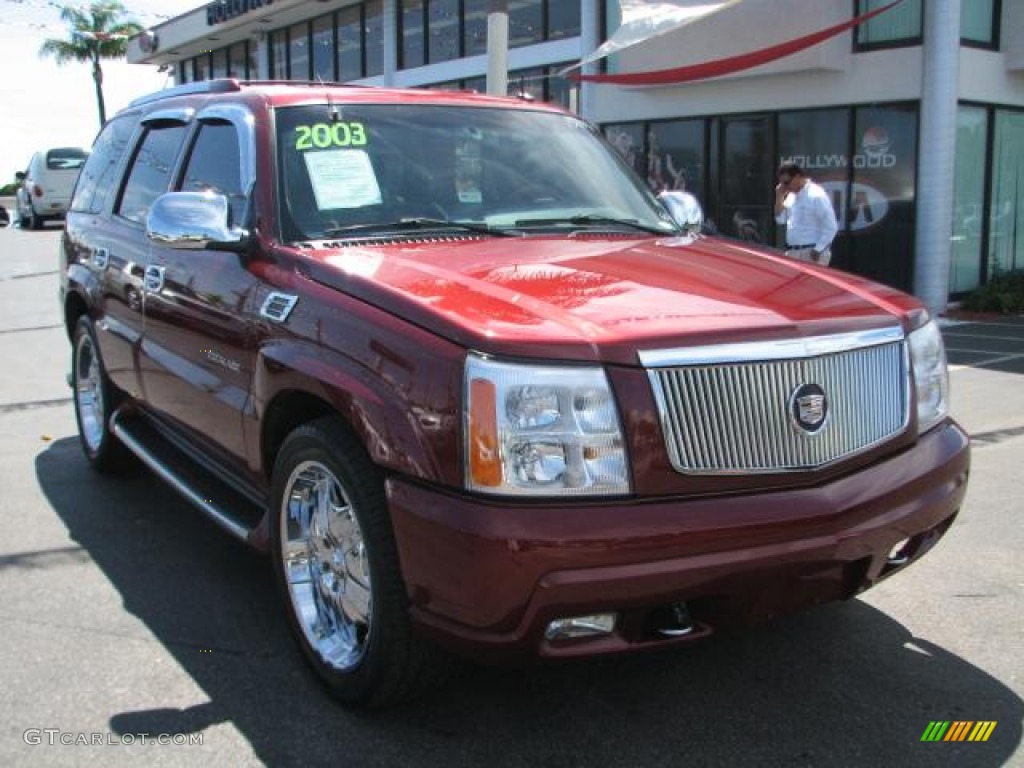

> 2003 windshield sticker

[{"left": 294, "top": 122, "right": 368, "bottom": 150}]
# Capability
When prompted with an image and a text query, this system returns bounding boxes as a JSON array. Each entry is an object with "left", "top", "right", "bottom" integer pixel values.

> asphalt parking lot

[{"left": 0, "top": 225, "right": 1021, "bottom": 767}]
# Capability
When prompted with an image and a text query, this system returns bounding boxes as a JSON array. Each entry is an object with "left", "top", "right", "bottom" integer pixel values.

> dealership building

[{"left": 127, "top": 0, "right": 1024, "bottom": 314}]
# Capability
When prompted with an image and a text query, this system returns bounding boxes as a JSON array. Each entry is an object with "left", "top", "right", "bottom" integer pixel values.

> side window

[
  {"left": 116, "top": 124, "right": 187, "bottom": 225},
  {"left": 178, "top": 121, "right": 245, "bottom": 224},
  {"left": 71, "top": 115, "right": 140, "bottom": 214}
]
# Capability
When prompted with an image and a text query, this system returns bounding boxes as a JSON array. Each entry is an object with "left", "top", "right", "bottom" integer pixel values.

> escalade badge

[{"left": 790, "top": 383, "right": 828, "bottom": 434}]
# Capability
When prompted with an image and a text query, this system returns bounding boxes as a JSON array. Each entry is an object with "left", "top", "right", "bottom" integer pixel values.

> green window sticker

[{"left": 294, "top": 122, "right": 368, "bottom": 150}]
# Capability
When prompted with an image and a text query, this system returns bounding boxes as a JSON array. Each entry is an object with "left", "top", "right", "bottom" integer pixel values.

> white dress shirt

[{"left": 775, "top": 180, "right": 838, "bottom": 253}]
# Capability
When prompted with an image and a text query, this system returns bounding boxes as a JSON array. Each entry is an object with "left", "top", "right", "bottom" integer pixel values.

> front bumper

[{"left": 387, "top": 421, "right": 969, "bottom": 663}]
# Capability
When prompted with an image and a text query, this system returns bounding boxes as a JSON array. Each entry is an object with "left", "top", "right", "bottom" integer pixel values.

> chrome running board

[{"left": 110, "top": 410, "right": 259, "bottom": 543}]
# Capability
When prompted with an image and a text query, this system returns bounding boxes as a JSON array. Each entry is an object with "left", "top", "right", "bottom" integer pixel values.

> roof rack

[
  {"left": 128, "top": 78, "right": 376, "bottom": 109},
  {"left": 129, "top": 78, "right": 242, "bottom": 108}
]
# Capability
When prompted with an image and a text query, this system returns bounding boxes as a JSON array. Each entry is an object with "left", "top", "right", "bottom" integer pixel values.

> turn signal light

[{"left": 468, "top": 378, "right": 501, "bottom": 487}]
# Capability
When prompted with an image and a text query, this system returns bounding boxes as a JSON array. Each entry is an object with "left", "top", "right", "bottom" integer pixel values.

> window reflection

[
  {"left": 312, "top": 14, "right": 334, "bottom": 82},
  {"left": 951, "top": 106, "right": 987, "bottom": 292},
  {"left": 856, "top": 0, "right": 922, "bottom": 46},
  {"left": 990, "top": 110, "right": 1024, "bottom": 274},
  {"left": 289, "top": 21, "right": 310, "bottom": 81}
]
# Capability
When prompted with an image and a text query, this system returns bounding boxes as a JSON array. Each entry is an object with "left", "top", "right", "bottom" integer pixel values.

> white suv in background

[{"left": 16, "top": 147, "right": 88, "bottom": 229}]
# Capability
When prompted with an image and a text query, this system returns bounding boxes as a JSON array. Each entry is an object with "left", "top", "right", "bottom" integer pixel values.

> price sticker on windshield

[{"left": 294, "top": 122, "right": 368, "bottom": 151}]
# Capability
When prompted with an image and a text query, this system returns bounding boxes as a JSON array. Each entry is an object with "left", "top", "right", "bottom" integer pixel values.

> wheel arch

[
  {"left": 63, "top": 287, "right": 89, "bottom": 341},
  {"left": 254, "top": 341, "right": 463, "bottom": 490}
]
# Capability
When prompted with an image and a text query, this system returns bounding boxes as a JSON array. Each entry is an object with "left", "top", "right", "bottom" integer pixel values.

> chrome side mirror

[{"left": 146, "top": 191, "right": 248, "bottom": 251}]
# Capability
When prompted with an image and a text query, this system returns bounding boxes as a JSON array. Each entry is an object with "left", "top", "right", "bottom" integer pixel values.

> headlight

[
  {"left": 908, "top": 318, "right": 949, "bottom": 434},
  {"left": 464, "top": 354, "right": 630, "bottom": 496}
]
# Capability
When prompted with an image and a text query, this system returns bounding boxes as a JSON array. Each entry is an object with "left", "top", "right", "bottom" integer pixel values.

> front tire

[
  {"left": 72, "top": 317, "right": 129, "bottom": 471},
  {"left": 269, "top": 417, "right": 448, "bottom": 707}
]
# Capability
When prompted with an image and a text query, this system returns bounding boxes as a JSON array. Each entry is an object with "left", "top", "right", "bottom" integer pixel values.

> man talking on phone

[{"left": 774, "top": 163, "right": 838, "bottom": 266}]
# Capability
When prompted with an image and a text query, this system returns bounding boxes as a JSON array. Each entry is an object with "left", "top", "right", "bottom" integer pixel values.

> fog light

[
  {"left": 887, "top": 537, "right": 912, "bottom": 566},
  {"left": 544, "top": 613, "right": 617, "bottom": 641}
]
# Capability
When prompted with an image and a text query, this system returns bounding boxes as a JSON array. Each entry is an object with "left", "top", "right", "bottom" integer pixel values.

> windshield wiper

[
  {"left": 514, "top": 213, "right": 673, "bottom": 236},
  {"left": 321, "top": 217, "right": 521, "bottom": 238}
]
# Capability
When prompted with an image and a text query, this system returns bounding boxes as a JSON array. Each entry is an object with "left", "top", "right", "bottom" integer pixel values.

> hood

[{"left": 304, "top": 234, "right": 918, "bottom": 365}]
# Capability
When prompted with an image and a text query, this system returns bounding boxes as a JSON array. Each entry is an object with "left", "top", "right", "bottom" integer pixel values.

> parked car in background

[
  {"left": 16, "top": 147, "right": 88, "bottom": 229},
  {"left": 60, "top": 79, "right": 969, "bottom": 708}
]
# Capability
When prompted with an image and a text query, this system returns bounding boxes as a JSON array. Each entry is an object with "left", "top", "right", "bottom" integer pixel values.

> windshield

[{"left": 275, "top": 103, "right": 677, "bottom": 242}]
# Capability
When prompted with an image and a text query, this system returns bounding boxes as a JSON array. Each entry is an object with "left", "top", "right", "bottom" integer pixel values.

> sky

[{"left": 0, "top": 0, "right": 199, "bottom": 184}]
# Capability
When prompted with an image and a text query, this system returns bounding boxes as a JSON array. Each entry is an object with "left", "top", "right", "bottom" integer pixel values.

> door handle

[
  {"left": 143, "top": 265, "right": 165, "bottom": 293},
  {"left": 92, "top": 247, "right": 109, "bottom": 270}
]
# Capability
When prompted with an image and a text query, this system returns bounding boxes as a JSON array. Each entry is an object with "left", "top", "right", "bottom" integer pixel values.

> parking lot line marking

[
  {"left": 943, "top": 332, "right": 1024, "bottom": 343},
  {"left": 947, "top": 353, "right": 1024, "bottom": 371}
]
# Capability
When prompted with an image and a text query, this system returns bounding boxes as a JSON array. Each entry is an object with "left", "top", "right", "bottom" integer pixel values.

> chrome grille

[{"left": 643, "top": 329, "right": 909, "bottom": 474}]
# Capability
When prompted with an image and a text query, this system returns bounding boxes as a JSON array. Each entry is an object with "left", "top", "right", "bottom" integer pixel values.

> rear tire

[
  {"left": 29, "top": 205, "right": 43, "bottom": 230},
  {"left": 71, "top": 317, "right": 130, "bottom": 471},
  {"left": 269, "top": 416, "right": 449, "bottom": 707}
]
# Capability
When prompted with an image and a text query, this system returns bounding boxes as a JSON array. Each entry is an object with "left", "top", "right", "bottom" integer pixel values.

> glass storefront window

[
  {"left": 989, "top": 110, "right": 1024, "bottom": 274},
  {"left": 648, "top": 120, "right": 705, "bottom": 202},
  {"left": 962, "top": 0, "right": 996, "bottom": 46},
  {"left": 194, "top": 53, "right": 210, "bottom": 82},
  {"left": 603, "top": 123, "right": 645, "bottom": 179},
  {"left": 546, "top": 66, "right": 578, "bottom": 111},
  {"left": 951, "top": 106, "right": 988, "bottom": 293},
  {"left": 721, "top": 116, "right": 774, "bottom": 246},
  {"left": 247, "top": 40, "right": 259, "bottom": 79},
  {"left": 509, "top": 0, "right": 544, "bottom": 49},
  {"left": 777, "top": 109, "right": 848, "bottom": 255},
  {"left": 509, "top": 68, "right": 544, "bottom": 101},
  {"left": 856, "top": 0, "right": 922, "bottom": 47},
  {"left": 464, "top": 0, "right": 488, "bottom": 57},
  {"left": 211, "top": 49, "right": 228, "bottom": 79},
  {"left": 289, "top": 22, "right": 310, "bottom": 81},
  {"left": 548, "top": 2, "right": 581, "bottom": 40},
  {"left": 270, "top": 29, "right": 288, "bottom": 80},
  {"left": 366, "top": 1, "right": 384, "bottom": 77},
  {"left": 402, "top": 0, "right": 426, "bottom": 69},
  {"left": 338, "top": 6, "right": 362, "bottom": 82},
  {"left": 312, "top": 14, "right": 335, "bottom": 82},
  {"left": 847, "top": 104, "right": 918, "bottom": 291},
  {"left": 429, "top": 0, "right": 460, "bottom": 64},
  {"left": 228, "top": 42, "right": 249, "bottom": 79}
]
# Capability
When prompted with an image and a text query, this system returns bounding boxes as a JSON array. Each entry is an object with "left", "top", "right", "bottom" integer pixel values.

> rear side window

[
  {"left": 46, "top": 147, "right": 88, "bottom": 170},
  {"left": 116, "top": 124, "right": 187, "bottom": 225},
  {"left": 71, "top": 115, "right": 139, "bottom": 214}
]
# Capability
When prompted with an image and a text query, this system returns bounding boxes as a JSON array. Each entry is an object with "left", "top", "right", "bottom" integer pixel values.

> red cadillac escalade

[{"left": 59, "top": 80, "right": 969, "bottom": 707}]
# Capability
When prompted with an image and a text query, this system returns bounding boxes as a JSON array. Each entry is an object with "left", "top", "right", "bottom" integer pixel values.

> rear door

[
  {"left": 63, "top": 113, "right": 144, "bottom": 396},
  {"left": 99, "top": 113, "right": 191, "bottom": 399}
]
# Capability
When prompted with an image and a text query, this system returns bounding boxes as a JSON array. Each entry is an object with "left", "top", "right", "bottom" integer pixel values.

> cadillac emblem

[{"left": 790, "top": 383, "right": 828, "bottom": 434}]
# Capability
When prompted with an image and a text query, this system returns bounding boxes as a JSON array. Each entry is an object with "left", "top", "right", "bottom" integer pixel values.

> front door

[{"left": 138, "top": 117, "right": 259, "bottom": 468}]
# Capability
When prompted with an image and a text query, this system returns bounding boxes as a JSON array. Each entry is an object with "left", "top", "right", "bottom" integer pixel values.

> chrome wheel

[
  {"left": 280, "top": 460, "right": 372, "bottom": 672},
  {"left": 75, "top": 330, "right": 105, "bottom": 452}
]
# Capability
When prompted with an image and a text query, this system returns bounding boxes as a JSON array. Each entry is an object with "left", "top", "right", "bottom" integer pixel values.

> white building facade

[{"left": 128, "top": 0, "right": 1024, "bottom": 312}]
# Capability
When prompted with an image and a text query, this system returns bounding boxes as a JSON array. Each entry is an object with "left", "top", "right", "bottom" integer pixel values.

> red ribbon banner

[{"left": 574, "top": 0, "right": 905, "bottom": 86}]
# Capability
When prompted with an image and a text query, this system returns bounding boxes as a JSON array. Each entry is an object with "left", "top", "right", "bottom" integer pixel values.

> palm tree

[{"left": 39, "top": 2, "right": 143, "bottom": 128}]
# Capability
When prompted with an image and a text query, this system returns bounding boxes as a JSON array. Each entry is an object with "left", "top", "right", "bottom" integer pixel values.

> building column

[
  {"left": 579, "top": 0, "right": 600, "bottom": 119},
  {"left": 914, "top": 0, "right": 961, "bottom": 315},
  {"left": 487, "top": 1, "right": 509, "bottom": 96},
  {"left": 383, "top": 0, "right": 399, "bottom": 85}
]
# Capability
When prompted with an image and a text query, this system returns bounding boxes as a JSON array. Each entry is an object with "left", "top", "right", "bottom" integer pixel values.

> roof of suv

[{"left": 128, "top": 78, "right": 567, "bottom": 114}]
